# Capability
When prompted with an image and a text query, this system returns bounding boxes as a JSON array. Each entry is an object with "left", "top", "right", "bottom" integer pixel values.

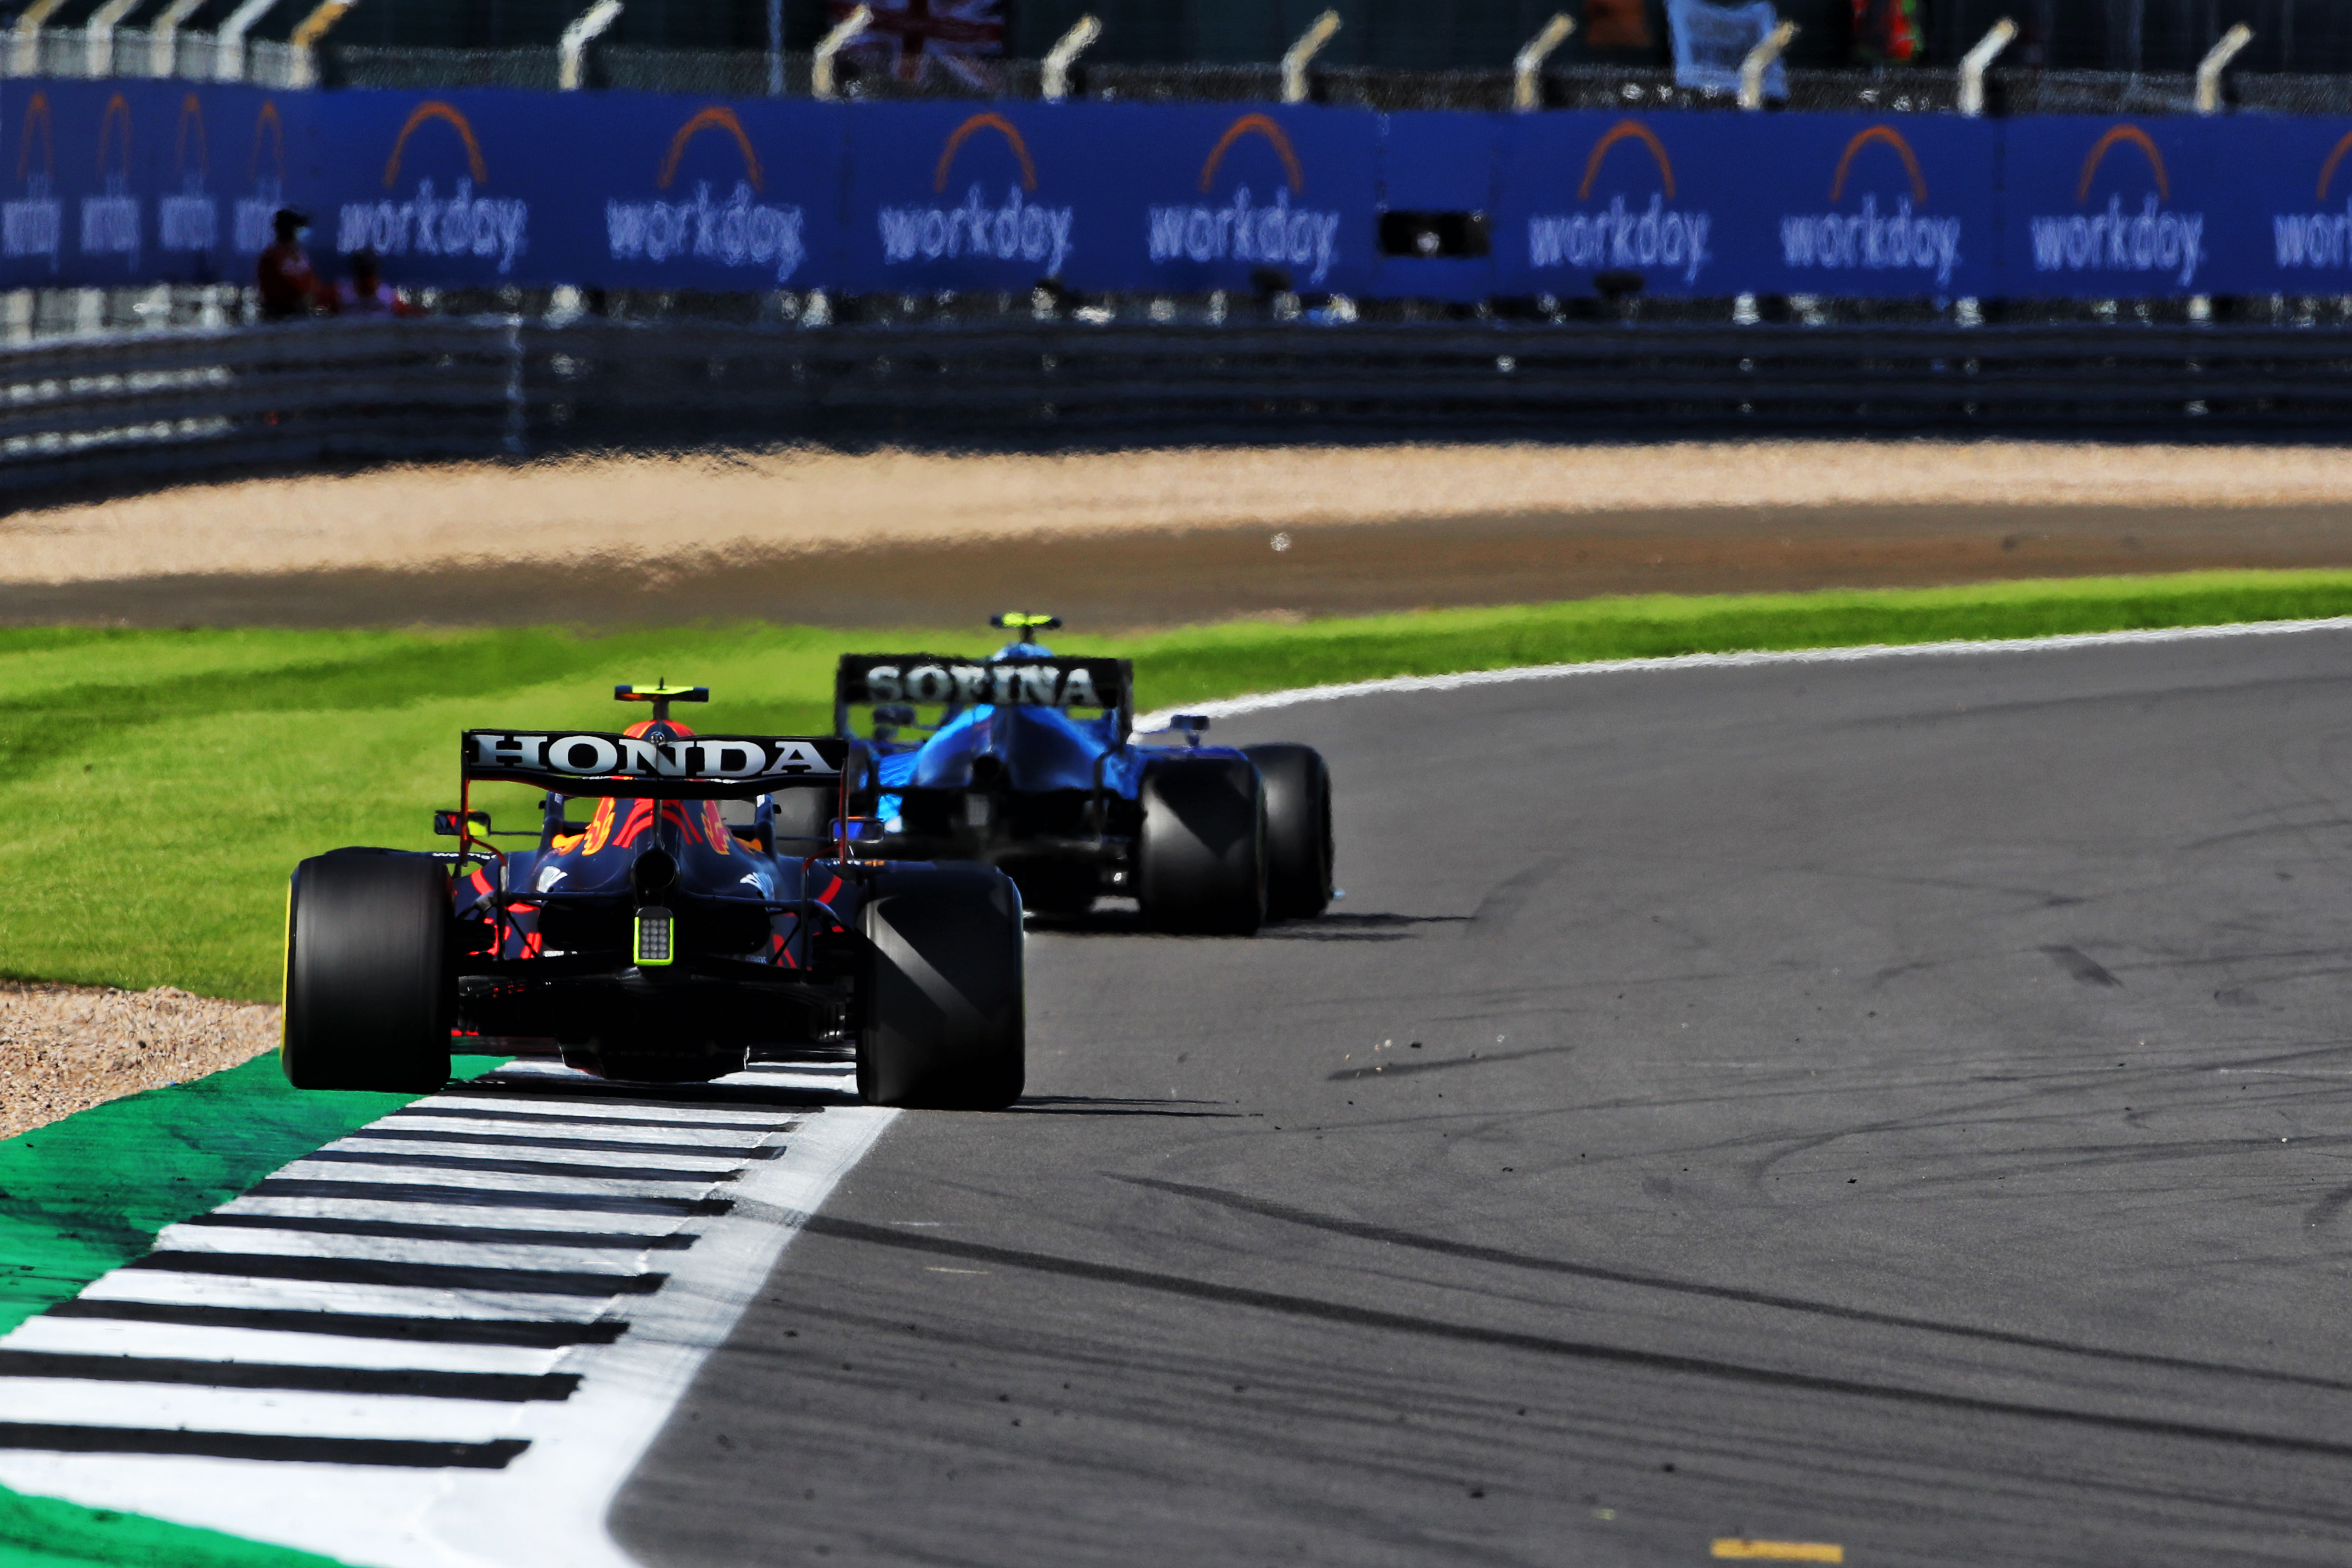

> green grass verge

[
  {"left": 5, "top": 569, "right": 2352, "bottom": 1002},
  {"left": 0, "top": 1488, "right": 355, "bottom": 1568}
]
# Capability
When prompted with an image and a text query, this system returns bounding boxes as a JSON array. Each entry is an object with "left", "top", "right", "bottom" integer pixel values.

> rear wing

[
  {"left": 834, "top": 654, "right": 1133, "bottom": 738},
  {"left": 461, "top": 730, "right": 847, "bottom": 799}
]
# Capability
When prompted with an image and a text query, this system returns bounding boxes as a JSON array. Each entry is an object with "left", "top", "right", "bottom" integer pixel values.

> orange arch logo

[
  {"left": 933, "top": 113, "right": 1035, "bottom": 193},
  {"left": 2317, "top": 131, "right": 2352, "bottom": 201},
  {"left": 15, "top": 92, "right": 51, "bottom": 181},
  {"left": 175, "top": 93, "right": 207, "bottom": 177},
  {"left": 2075, "top": 124, "right": 2168, "bottom": 203},
  {"left": 250, "top": 101, "right": 284, "bottom": 183},
  {"left": 383, "top": 101, "right": 488, "bottom": 189},
  {"left": 96, "top": 93, "right": 132, "bottom": 179},
  {"left": 657, "top": 105, "right": 763, "bottom": 192},
  {"left": 1578, "top": 120, "right": 1675, "bottom": 201},
  {"left": 1830, "top": 125, "right": 1926, "bottom": 203},
  {"left": 1198, "top": 113, "right": 1304, "bottom": 194}
]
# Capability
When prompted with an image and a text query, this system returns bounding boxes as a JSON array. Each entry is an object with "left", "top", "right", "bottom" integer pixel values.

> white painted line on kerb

[
  {"left": 0, "top": 1062, "right": 899, "bottom": 1568},
  {"left": 1137, "top": 616, "right": 2352, "bottom": 726}
]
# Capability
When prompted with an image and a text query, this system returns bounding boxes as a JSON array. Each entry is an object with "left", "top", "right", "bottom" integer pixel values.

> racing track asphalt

[{"left": 610, "top": 628, "right": 2352, "bottom": 1568}]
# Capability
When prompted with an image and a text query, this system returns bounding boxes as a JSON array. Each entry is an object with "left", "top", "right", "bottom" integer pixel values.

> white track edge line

[{"left": 1135, "top": 616, "right": 2352, "bottom": 726}]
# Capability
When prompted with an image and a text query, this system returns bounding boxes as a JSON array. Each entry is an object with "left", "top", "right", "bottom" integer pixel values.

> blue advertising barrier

[
  {"left": 12, "top": 77, "right": 2352, "bottom": 304},
  {"left": 0, "top": 80, "right": 308, "bottom": 290},
  {"left": 835, "top": 101, "right": 1377, "bottom": 296}
]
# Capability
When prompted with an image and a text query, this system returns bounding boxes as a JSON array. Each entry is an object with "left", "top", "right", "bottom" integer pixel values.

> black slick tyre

[
  {"left": 857, "top": 864, "right": 1025, "bottom": 1109},
  {"left": 282, "top": 849, "right": 452, "bottom": 1093},
  {"left": 1135, "top": 755, "right": 1266, "bottom": 935},
  {"left": 1243, "top": 743, "right": 1333, "bottom": 920}
]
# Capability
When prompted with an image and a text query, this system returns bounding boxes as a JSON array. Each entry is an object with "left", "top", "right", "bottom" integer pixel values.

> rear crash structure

[{"left": 282, "top": 683, "right": 1026, "bottom": 1106}]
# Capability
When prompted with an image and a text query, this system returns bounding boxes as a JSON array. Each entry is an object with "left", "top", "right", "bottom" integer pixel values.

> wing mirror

[
  {"left": 434, "top": 809, "right": 492, "bottom": 837},
  {"left": 1171, "top": 714, "right": 1210, "bottom": 747}
]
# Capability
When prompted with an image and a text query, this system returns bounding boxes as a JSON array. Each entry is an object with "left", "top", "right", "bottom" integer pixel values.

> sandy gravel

[
  {"left": 0, "top": 983, "right": 278, "bottom": 1141},
  {"left": 14, "top": 441, "right": 2352, "bottom": 585}
]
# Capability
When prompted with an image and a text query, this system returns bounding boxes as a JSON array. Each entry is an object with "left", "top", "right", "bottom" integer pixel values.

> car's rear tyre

[
  {"left": 282, "top": 849, "right": 452, "bottom": 1093},
  {"left": 1243, "top": 743, "right": 1333, "bottom": 920},
  {"left": 857, "top": 864, "right": 1025, "bottom": 1109},
  {"left": 1135, "top": 756, "right": 1266, "bottom": 935}
]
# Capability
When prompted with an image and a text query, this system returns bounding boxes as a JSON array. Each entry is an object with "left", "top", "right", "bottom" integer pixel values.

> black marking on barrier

[
  {"left": 0, "top": 1424, "right": 530, "bottom": 1468},
  {"left": 295, "top": 1150, "right": 741, "bottom": 1183},
  {"left": 175, "top": 1214, "right": 700, "bottom": 1249},
  {"left": 0, "top": 1350, "right": 579, "bottom": 1402},
  {"left": 245, "top": 1179, "right": 732, "bottom": 1216},
  {"left": 393, "top": 1105, "right": 801, "bottom": 1133},
  {"left": 346, "top": 1128, "right": 781, "bottom": 1159},
  {"left": 124, "top": 1251, "right": 667, "bottom": 1297},
  {"left": 45, "top": 1301, "right": 628, "bottom": 1347}
]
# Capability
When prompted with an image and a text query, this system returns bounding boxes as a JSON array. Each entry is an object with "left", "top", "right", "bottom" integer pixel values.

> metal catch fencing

[{"left": 7, "top": 315, "right": 2352, "bottom": 502}]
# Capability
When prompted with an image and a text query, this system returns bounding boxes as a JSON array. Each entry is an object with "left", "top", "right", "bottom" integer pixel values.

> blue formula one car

[
  {"left": 826, "top": 616, "right": 1333, "bottom": 934},
  {"left": 281, "top": 683, "right": 1024, "bottom": 1107}
]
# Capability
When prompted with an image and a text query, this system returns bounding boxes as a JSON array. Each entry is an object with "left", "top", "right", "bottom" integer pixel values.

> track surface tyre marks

[
  {"left": 1135, "top": 755, "right": 1266, "bottom": 935},
  {"left": 858, "top": 865, "right": 1026, "bottom": 1110},
  {"left": 615, "top": 631, "right": 2352, "bottom": 1567},
  {"left": 1244, "top": 742, "right": 1335, "bottom": 920},
  {"left": 282, "top": 850, "right": 450, "bottom": 1094}
]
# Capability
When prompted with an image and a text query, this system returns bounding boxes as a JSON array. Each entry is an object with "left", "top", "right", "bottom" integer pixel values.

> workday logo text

[
  {"left": 81, "top": 93, "right": 141, "bottom": 270},
  {"left": 4, "top": 93, "right": 59, "bottom": 271},
  {"left": 2027, "top": 126, "right": 2204, "bottom": 288},
  {"left": 879, "top": 114, "right": 1074, "bottom": 276},
  {"left": 338, "top": 103, "right": 528, "bottom": 274},
  {"left": 1146, "top": 115, "right": 1340, "bottom": 286},
  {"left": 606, "top": 107, "right": 805, "bottom": 282},
  {"left": 2272, "top": 133, "right": 2352, "bottom": 273},
  {"left": 1527, "top": 122, "right": 1711, "bottom": 286},
  {"left": 1778, "top": 128, "right": 1962, "bottom": 288}
]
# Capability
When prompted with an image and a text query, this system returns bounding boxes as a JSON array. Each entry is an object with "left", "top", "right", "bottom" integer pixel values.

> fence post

[
  {"left": 1736, "top": 19, "right": 1795, "bottom": 110},
  {"left": 148, "top": 0, "right": 204, "bottom": 77},
  {"left": 1282, "top": 9, "right": 1340, "bottom": 105},
  {"left": 11, "top": 0, "right": 67, "bottom": 78},
  {"left": 2195, "top": 22, "right": 2252, "bottom": 114},
  {"left": 1513, "top": 13, "right": 1573, "bottom": 112},
  {"left": 84, "top": 0, "right": 141, "bottom": 78},
  {"left": 503, "top": 316, "right": 527, "bottom": 457},
  {"left": 216, "top": 0, "right": 285, "bottom": 82},
  {"left": 812, "top": 3, "right": 868, "bottom": 100},
  {"left": 558, "top": 0, "right": 622, "bottom": 91},
  {"left": 1957, "top": 17, "right": 2014, "bottom": 117},
  {"left": 287, "top": 0, "right": 352, "bottom": 89},
  {"left": 1041, "top": 13, "right": 1099, "bottom": 101}
]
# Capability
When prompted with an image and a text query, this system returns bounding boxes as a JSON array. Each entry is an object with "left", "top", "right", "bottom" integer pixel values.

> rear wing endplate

[{"left": 461, "top": 730, "right": 847, "bottom": 798}]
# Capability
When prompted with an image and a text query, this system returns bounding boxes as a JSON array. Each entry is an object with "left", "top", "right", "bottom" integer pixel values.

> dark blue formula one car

[
  {"left": 282, "top": 683, "right": 1024, "bottom": 1106},
  {"left": 828, "top": 616, "right": 1333, "bottom": 934}
]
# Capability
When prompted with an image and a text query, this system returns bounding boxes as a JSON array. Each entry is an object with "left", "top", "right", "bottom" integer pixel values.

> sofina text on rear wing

[
  {"left": 834, "top": 655, "right": 1133, "bottom": 737},
  {"left": 460, "top": 731, "right": 849, "bottom": 799}
]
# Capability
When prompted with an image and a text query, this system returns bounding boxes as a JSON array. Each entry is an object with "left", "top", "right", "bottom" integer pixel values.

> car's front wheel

[{"left": 282, "top": 849, "right": 453, "bottom": 1093}]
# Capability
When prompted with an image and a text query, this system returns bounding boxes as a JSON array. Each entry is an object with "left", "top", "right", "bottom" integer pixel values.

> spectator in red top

[
  {"left": 256, "top": 208, "right": 329, "bottom": 320},
  {"left": 332, "top": 249, "right": 423, "bottom": 318}
]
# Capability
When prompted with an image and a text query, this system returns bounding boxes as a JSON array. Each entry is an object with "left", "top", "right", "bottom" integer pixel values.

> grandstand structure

[{"left": 0, "top": 0, "right": 2341, "bottom": 87}]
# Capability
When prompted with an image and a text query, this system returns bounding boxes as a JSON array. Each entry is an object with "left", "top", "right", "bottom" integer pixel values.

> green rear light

[{"left": 634, "top": 906, "right": 674, "bottom": 967}]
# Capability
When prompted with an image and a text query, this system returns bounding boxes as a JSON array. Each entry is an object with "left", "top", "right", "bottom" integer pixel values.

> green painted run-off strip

[{"left": 0, "top": 1050, "right": 510, "bottom": 1568}]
